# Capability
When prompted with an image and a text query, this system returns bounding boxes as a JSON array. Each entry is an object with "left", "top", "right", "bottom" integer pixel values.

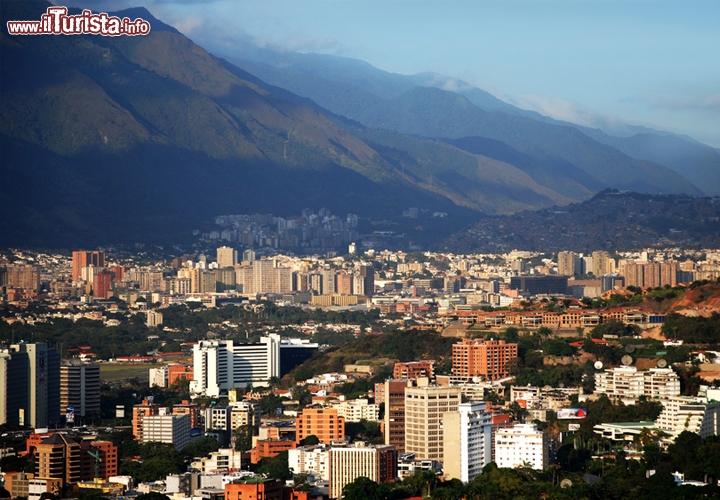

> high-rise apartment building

[
  {"left": 296, "top": 408, "right": 345, "bottom": 444},
  {"left": 452, "top": 339, "right": 518, "bottom": 381},
  {"left": 72, "top": 251, "right": 105, "bottom": 282},
  {"left": 557, "top": 251, "right": 576, "bottom": 277},
  {"left": 495, "top": 424, "right": 548, "bottom": 470},
  {"left": 329, "top": 443, "right": 397, "bottom": 500},
  {"left": 380, "top": 379, "right": 414, "bottom": 453},
  {"left": 60, "top": 361, "right": 100, "bottom": 420},
  {"left": 132, "top": 399, "right": 160, "bottom": 441},
  {"left": 404, "top": 385, "right": 462, "bottom": 460},
  {"left": 93, "top": 269, "right": 114, "bottom": 299},
  {"left": 216, "top": 246, "right": 238, "bottom": 269},
  {"left": 622, "top": 260, "right": 679, "bottom": 288},
  {"left": 443, "top": 402, "right": 493, "bottom": 483},
  {"left": 591, "top": 251, "right": 613, "bottom": 277},
  {"left": 0, "top": 348, "right": 29, "bottom": 426},
  {"left": 5, "top": 264, "right": 41, "bottom": 291}
]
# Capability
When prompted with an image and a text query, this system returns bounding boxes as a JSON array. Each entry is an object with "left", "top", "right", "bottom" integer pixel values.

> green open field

[{"left": 99, "top": 363, "right": 155, "bottom": 381}]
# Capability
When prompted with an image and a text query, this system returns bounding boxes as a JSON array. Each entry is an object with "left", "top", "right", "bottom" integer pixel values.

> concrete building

[
  {"left": 288, "top": 444, "right": 330, "bottom": 481},
  {"left": 34, "top": 433, "right": 118, "bottom": 488},
  {"left": 132, "top": 399, "right": 160, "bottom": 441},
  {"left": 594, "top": 366, "right": 680, "bottom": 401},
  {"left": 295, "top": 407, "right": 345, "bottom": 444},
  {"left": 329, "top": 443, "right": 397, "bottom": 500},
  {"left": 142, "top": 413, "right": 192, "bottom": 451},
  {"left": 443, "top": 402, "right": 493, "bottom": 483},
  {"left": 333, "top": 398, "right": 380, "bottom": 423},
  {"left": 190, "top": 336, "right": 318, "bottom": 396},
  {"left": 655, "top": 397, "right": 720, "bottom": 439},
  {"left": 149, "top": 366, "right": 168, "bottom": 388},
  {"left": 404, "top": 385, "right": 462, "bottom": 461},
  {"left": 452, "top": 339, "right": 518, "bottom": 381},
  {"left": 190, "top": 336, "right": 282, "bottom": 396},
  {"left": 191, "top": 448, "right": 242, "bottom": 473},
  {"left": 230, "top": 401, "right": 261, "bottom": 431},
  {"left": 216, "top": 246, "right": 238, "bottom": 269},
  {"left": 557, "top": 251, "right": 576, "bottom": 277},
  {"left": 72, "top": 250, "right": 105, "bottom": 282},
  {"left": 59, "top": 361, "right": 100, "bottom": 420},
  {"left": 146, "top": 310, "right": 163, "bottom": 328},
  {"left": 224, "top": 478, "right": 283, "bottom": 500},
  {"left": 2, "top": 342, "right": 61, "bottom": 428},
  {"left": 495, "top": 424, "right": 548, "bottom": 470},
  {"left": 393, "top": 361, "right": 434, "bottom": 380},
  {"left": 380, "top": 379, "right": 414, "bottom": 453}
]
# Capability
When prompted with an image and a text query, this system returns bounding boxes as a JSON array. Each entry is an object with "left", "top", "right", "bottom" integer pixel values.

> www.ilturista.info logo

[{"left": 6, "top": 6, "right": 151, "bottom": 36}]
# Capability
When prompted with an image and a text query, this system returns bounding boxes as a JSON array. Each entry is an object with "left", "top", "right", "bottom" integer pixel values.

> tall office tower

[
  {"left": 329, "top": 443, "right": 398, "bottom": 500},
  {"left": 557, "top": 251, "right": 576, "bottom": 276},
  {"left": 495, "top": 424, "right": 549, "bottom": 470},
  {"left": 452, "top": 339, "right": 518, "bottom": 381},
  {"left": 352, "top": 273, "right": 365, "bottom": 296},
  {"left": 5, "top": 264, "right": 41, "bottom": 291},
  {"left": 336, "top": 272, "right": 353, "bottom": 295},
  {"left": 8, "top": 343, "right": 60, "bottom": 428},
  {"left": 296, "top": 408, "right": 346, "bottom": 444},
  {"left": 60, "top": 361, "right": 100, "bottom": 419},
  {"left": 0, "top": 349, "right": 29, "bottom": 426},
  {"left": 443, "top": 402, "right": 493, "bottom": 483},
  {"left": 72, "top": 250, "right": 105, "bottom": 282},
  {"left": 217, "top": 246, "right": 238, "bottom": 268},
  {"left": 382, "top": 379, "right": 414, "bottom": 452},
  {"left": 321, "top": 269, "right": 336, "bottom": 295},
  {"left": 93, "top": 269, "right": 114, "bottom": 299},
  {"left": 132, "top": 399, "right": 160, "bottom": 441},
  {"left": 404, "top": 385, "right": 462, "bottom": 461},
  {"left": 592, "top": 251, "right": 613, "bottom": 277},
  {"left": 358, "top": 264, "right": 375, "bottom": 297}
]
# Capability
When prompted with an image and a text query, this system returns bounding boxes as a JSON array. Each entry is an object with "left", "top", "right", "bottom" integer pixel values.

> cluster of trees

[
  {"left": 663, "top": 312, "right": 720, "bottom": 344},
  {"left": 341, "top": 459, "right": 720, "bottom": 500}
]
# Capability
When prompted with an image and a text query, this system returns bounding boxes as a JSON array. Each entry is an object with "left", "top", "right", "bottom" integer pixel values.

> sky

[{"left": 63, "top": 0, "right": 720, "bottom": 147}]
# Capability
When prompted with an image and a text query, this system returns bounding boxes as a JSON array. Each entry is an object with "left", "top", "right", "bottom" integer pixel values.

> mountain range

[{"left": 2, "top": 1, "right": 718, "bottom": 249}]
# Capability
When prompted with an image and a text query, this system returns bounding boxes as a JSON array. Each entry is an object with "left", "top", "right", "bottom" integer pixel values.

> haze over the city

[{"left": 64, "top": 0, "right": 720, "bottom": 148}]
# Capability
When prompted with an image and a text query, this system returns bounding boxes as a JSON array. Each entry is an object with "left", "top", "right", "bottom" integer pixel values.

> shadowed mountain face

[{"left": 0, "top": 1, "right": 709, "bottom": 249}]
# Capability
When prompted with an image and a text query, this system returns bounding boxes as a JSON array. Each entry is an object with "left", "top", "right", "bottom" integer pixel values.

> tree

[
  {"left": 298, "top": 434, "right": 319, "bottom": 446},
  {"left": 342, "top": 476, "right": 385, "bottom": 500},
  {"left": 181, "top": 437, "right": 220, "bottom": 458}
]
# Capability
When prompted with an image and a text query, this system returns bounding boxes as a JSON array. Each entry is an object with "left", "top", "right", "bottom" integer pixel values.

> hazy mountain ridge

[{"left": 224, "top": 47, "right": 713, "bottom": 197}]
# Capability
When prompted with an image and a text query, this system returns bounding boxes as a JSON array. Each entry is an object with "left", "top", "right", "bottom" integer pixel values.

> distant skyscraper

[
  {"left": 557, "top": 251, "right": 576, "bottom": 276},
  {"left": 216, "top": 246, "right": 238, "bottom": 268},
  {"left": 60, "top": 361, "right": 100, "bottom": 419},
  {"left": 72, "top": 251, "right": 105, "bottom": 282},
  {"left": 3, "top": 343, "right": 60, "bottom": 428}
]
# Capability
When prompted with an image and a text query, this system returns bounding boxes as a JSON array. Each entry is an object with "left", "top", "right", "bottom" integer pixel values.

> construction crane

[{"left": 87, "top": 450, "right": 101, "bottom": 479}]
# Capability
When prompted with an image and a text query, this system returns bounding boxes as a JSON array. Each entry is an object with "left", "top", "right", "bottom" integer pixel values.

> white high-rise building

[
  {"left": 190, "top": 335, "right": 282, "bottom": 396},
  {"left": 443, "top": 401, "right": 493, "bottom": 483},
  {"left": 495, "top": 424, "right": 548, "bottom": 470},
  {"left": 329, "top": 443, "right": 397, "bottom": 500}
]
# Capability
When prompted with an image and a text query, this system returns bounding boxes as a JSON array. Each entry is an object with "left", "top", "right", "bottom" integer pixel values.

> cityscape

[{"left": 3, "top": 1, "right": 720, "bottom": 499}]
